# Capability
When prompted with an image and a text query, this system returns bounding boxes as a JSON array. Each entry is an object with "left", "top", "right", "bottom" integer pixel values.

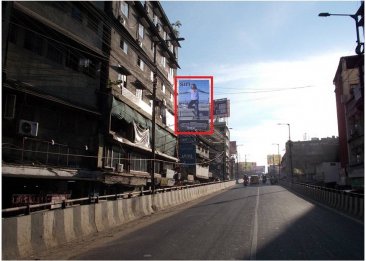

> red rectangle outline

[{"left": 174, "top": 76, "right": 214, "bottom": 135}]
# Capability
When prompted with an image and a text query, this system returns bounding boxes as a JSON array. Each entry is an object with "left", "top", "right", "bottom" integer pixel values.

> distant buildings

[{"left": 281, "top": 137, "right": 340, "bottom": 184}]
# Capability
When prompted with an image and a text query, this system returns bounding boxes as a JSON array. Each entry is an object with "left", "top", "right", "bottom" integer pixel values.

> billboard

[
  {"left": 230, "top": 141, "right": 237, "bottom": 155},
  {"left": 178, "top": 136, "right": 196, "bottom": 165},
  {"left": 214, "top": 98, "right": 230, "bottom": 118},
  {"left": 267, "top": 154, "right": 281, "bottom": 165},
  {"left": 175, "top": 76, "right": 214, "bottom": 135}
]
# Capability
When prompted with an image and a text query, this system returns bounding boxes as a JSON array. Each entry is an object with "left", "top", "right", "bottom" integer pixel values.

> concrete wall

[
  {"left": 2, "top": 181, "right": 235, "bottom": 259},
  {"left": 280, "top": 181, "right": 363, "bottom": 221}
]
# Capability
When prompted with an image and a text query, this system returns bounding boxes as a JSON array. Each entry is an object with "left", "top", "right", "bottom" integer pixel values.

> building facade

[
  {"left": 2, "top": 1, "right": 182, "bottom": 208},
  {"left": 281, "top": 137, "right": 340, "bottom": 184},
  {"left": 333, "top": 55, "right": 364, "bottom": 189}
]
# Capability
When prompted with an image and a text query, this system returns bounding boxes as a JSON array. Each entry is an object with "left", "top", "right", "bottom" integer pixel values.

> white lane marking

[{"left": 250, "top": 187, "right": 260, "bottom": 260}]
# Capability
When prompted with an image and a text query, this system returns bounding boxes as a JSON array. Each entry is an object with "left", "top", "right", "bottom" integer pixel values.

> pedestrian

[{"left": 180, "top": 84, "right": 209, "bottom": 119}]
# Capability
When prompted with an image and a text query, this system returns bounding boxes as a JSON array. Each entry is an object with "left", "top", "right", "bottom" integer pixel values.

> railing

[
  {"left": 290, "top": 181, "right": 364, "bottom": 198},
  {"left": 2, "top": 137, "right": 94, "bottom": 168},
  {"left": 2, "top": 181, "right": 223, "bottom": 217}
]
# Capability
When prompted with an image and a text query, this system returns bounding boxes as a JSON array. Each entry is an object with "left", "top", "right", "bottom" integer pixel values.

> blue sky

[{"left": 162, "top": 1, "right": 363, "bottom": 167}]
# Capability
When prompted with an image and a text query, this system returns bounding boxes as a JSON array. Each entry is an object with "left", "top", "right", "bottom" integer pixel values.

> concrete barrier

[
  {"left": 280, "top": 181, "right": 363, "bottom": 221},
  {"left": 2, "top": 181, "right": 236, "bottom": 259}
]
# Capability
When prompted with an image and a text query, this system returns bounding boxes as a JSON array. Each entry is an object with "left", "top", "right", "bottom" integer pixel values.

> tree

[{"left": 171, "top": 20, "right": 182, "bottom": 37}]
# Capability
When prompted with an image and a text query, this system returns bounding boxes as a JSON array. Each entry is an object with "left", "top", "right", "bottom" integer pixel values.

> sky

[{"left": 161, "top": 1, "right": 363, "bottom": 168}]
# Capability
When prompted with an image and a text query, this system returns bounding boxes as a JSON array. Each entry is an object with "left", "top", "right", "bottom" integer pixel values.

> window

[
  {"left": 66, "top": 50, "right": 79, "bottom": 71},
  {"left": 136, "top": 88, "right": 143, "bottom": 100},
  {"left": 120, "top": 39, "right": 128, "bottom": 54},
  {"left": 47, "top": 43, "right": 63, "bottom": 64},
  {"left": 71, "top": 5, "right": 82, "bottom": 22},
  {"left": 87, "top": 14, "right": 99, "bottom": 32},
  {"left": 163, "top": 31, "right": 167, "bottom": 40},
  {"left": 118, "top": 72, "right": 127, "bottom": 88},
  {"left": 138, "top": 23, "right": 144, "bottom": 39},
  {"left": 9, "top": 24, "right": 17, "bottom": 44},
  {"left": 150, "top": 71, "right": 154, "bottom": 82},
  {"left": 168, "top": 67, "right": 174, "bottom": 82},
  {"left": 161, "top": 56, "right": 166, "bottom": 68},
  {"left": 4, "top": 94, "right": 16, "bottom": 119},
  {"left": 79, "top": 58, "right": 97, "bottom": 77},
  {"left": 130, "top": 153, "right": 148, "bottom": 172},
  {"left": 24, "top": 31, "right": 43, "bottom": 56},
  {"left": 162, "top": 84, "right": 166, "bottom": 93},
  {"left": 137, "top": 57, "right": 144, "bottom": 70},
  {"left": 121, "top": 1, "right": 129, "bottom": 17},
  {"left": 153, "top": 14, "right": 159, "bottom": 25}
]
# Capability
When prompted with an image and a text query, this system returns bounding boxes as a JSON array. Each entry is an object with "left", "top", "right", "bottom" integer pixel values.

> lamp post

[
  {"left": 272, "top": 143, "right": 280, "bottom": 181},
  {"left": 151, "top": 37, "right": 184, "bottom": 194},
  {"left": 318, "top": 11, "right": 364, "bottom": 55},
  {"left": 236, "top": 144, "right": 244, "bottom": 183},
  {"left": 278, "top": 123, "right": 293, "bottom": 183}
]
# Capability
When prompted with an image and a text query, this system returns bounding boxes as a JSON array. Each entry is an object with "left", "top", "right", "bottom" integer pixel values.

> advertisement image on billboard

[{"left": 175, "top": 76, "right": 213, "bottom": 135}]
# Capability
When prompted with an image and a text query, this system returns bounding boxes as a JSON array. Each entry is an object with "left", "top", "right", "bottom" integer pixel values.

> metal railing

[{"left": 2, "top": 181, "right": 224, "bottom": 217}]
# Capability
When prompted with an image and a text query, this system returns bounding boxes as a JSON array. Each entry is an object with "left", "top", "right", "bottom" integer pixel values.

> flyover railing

[
  {"left": 2, "top": 180, "right": 225, "bottom": 217},
  {"left": 280, "top": 180, "right": 364, "bottom": 220}
]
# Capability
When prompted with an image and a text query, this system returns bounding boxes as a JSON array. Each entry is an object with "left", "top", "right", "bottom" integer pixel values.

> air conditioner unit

[
  {"left": 19, "top": 120, "right": 39, "bottom": 137},
  {"left": 116, "top": 163, "right": 124, "bottom": 172}
]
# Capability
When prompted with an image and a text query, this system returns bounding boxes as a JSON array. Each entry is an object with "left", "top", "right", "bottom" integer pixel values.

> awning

[
  {"left": 111, "top": 65, "right": 132, "bottom": 76},
  {"left": 111, "top": 133, "right": 178, "bottom": 162},
  {"left": 111, "top": 98, "right": 149, "bottom": 128}
]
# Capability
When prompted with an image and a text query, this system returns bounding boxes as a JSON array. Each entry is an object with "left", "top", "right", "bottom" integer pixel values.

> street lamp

[
  {"left": 277, "top": 123, "right": 293, "bottom": 183},
  {"left": 318, "top": 11, "right": 364, "bottom": 55},
  {"left": 151, "top": 37, "right": 184, "bottom": 194},
  {"left": 236, "top": 144, "right": 244, "bottom": 183},
  {"left": 272, "top": 143, "right": 281, "bottom": 181}
]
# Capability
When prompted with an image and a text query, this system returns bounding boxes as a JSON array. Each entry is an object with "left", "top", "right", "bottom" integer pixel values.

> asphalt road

[{"left": 68, "top": 184, "right": 363, "bottom": 260}]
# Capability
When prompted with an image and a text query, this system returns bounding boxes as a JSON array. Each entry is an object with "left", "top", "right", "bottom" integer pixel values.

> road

[{"left": 54, "top": 184, "right": 364, "bottom": 260}]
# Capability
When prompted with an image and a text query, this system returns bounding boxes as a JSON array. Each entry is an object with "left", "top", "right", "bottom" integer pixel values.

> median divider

[{"left": 2, "top": 181, "right": 236, "bottom": 260}]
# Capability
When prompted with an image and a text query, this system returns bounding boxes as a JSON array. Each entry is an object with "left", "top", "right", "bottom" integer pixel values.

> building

[
  {"left": 178, "top": 135, "right": 211, "bottom": 183},
  {"left": 315, "top": 162, "right": 341, "bottom": 185},
  {"left": 101, "top": 1, "right": 181, "bottom": 188},
  {"left": 209, "top": 121, "right": 231, "bottom": 180},
  {"left": 333, "top": 55, "right": 364, "bottom": 189},
  {"left": 281, "top": 137, "right": 340, "bottom": 184},
  {"left": 2, "top": 1, "right": 182, "bottom": 208}
]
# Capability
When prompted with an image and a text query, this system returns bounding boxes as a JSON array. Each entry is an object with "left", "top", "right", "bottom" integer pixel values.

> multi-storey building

[
  {"left": 100, "top": 1, "right": 181, "bottom": 187},
  {"left": 333, "top": 54, "right": 364, "bottom": 189},
  {"left": 209, "top": 121, "right": 231, "bottom": 180},
  {"left": 281, "top": 137, "right": 339, "bottom": 184},
  {"left": 2, "top": 1, "right": 181, "bottom": 208}
]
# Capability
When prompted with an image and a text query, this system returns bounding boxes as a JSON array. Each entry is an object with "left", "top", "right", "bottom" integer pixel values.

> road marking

[{"left": 250, "top": 187, "right": 259, "bottom": 260}]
